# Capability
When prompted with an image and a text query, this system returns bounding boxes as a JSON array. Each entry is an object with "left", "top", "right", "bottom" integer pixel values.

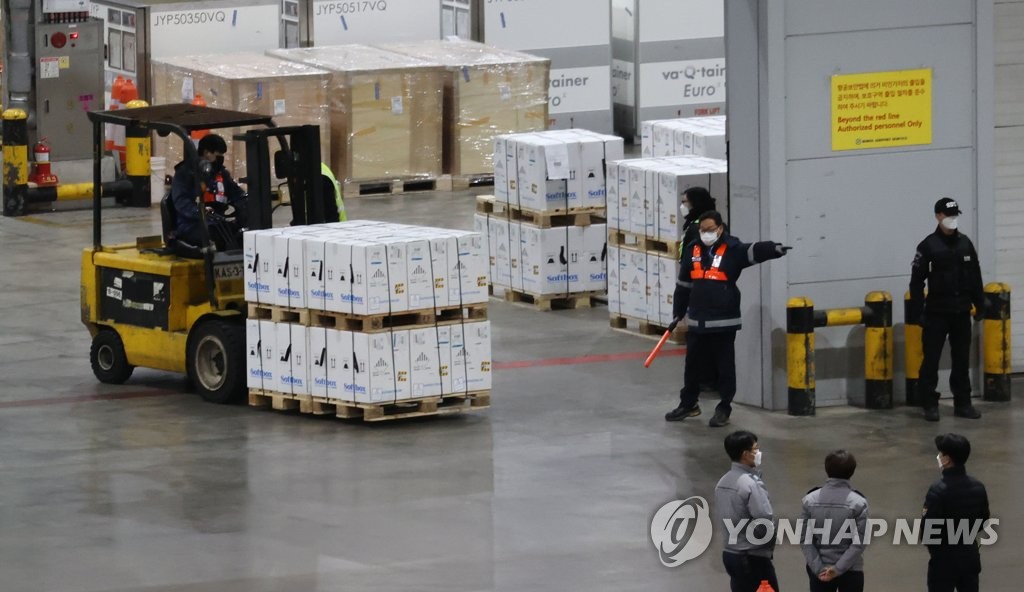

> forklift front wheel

[
  {"left": 90, "top": 330, "right": 135, "bottom": 384},
  {"left": 187, "top": 319, "right": 245, "bottom": 404}
]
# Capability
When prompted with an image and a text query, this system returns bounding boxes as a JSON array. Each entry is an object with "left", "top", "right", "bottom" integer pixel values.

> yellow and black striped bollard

[
  {"left": 982, "top": 282, "right": 1012, "bottom": 402},
  {"left": 124, "top": 99, "right": 151, "bottom": 207},
  {"left": 2, "top": 108, "right": 30, "bottom": 216},
  {"left": 787, "top": 297, "right": 816, "bottom": 416},
  {"left": 864, "top": 291, "right": 894, "bottom": 409},
  {"left": 904, "top": 291, "right": 924, "bottom": 406}
]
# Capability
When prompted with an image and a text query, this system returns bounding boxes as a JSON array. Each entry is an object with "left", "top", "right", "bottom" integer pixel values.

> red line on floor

[
  {"left": 493, "top": 347, "right": 686, "bottom": 370},
  {"left": 0, "top": 348, "right": 686, "bottom": 409}
]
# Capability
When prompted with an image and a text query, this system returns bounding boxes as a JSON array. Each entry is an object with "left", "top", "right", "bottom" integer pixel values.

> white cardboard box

[
  {"left": 258, "top": 320, "right": 276, "bottom": 389},
  {"left": 509, "top": 221, "right": 523, "bottom": 292},
  {"left": 656, "top": 254, "right": 678, "bottom": 326},
  {"left": 274, "top": 322, "right": 308, "bottom": 395},
  {"left": 290, "top": 324, "right": 310, "bottom": 396},
  {"left": 627, "top": 164, "right": 649, "bottom": 236},
  {"left": 379, "top": 236, "right": 411, "bottom": 313},
  {"left": 450, "top": 322, "right": 468, "bottom": 394},
  {"left": 405, "top": 238, "right": 434, "bottom": 311},
  {"left": 455, "top": 231, "right": 489, "bottom": 305},
  {"left": 606, "top": 160, "right": 621, "bottom": 229},
  {"left": 246, "top": 319, "right": 265, "bottom": 390},
  {"left": 351, "top": 241, "right": 390, "bottom": 315},
  {"left": 249, "top": 230, "right": 285, "bottom": 304},
  {"left": 624, "top": 247, "right": 648, "bottom": 319},
  {"left": 324, "top": 237, "right": 354, "bottom": 314},
  {"left": 519, "top": 225, "right": 567, "bottom": 295},
  {"left": 494, "top": 134, "right": 517, "bottom": 205},
  {"left": 327, "top": 328, "right": 357, "bottom": 401},
  {"left": 583, "top": 224, "right": 608, "bottom": 292},
  {"left": 463, "top": 320, "right": 492, "bottom": 392},
  {"left": 436, "top": 324, "right": 454, "bottom": 395},
  {"left": 272, "top": 234, "right": 293, "bottom": 307},
  {"left": 427, "top": 235, "right": 457, "bottom": 309},
  {"left": 409, "top": 327, "right": 442, "bottom": 399},
  {"left": 607, "top": 245, "right": 622, "bottom": 315},
  {"left": 244, "top": 230, "right": 284, "bottom": 304},
  {"left": 349, "top": 331, "right": 394, "bottom": 404},
  {"left": 308, "top": 325, "right": 329, "bottom": 397},
  {"left": 516, "top": 136, "right": 570, "bottom": 212},
  {"left": 392, "top": 329, "right": 412, "bottom": 401}
]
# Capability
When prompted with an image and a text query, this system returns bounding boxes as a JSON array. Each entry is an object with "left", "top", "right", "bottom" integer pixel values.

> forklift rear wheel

[
  {"left": 90, "top": 330, "right": 135, "bottom": 384},
  {"left": 187, "top": 320, "right": 245, "bottom": 404}
]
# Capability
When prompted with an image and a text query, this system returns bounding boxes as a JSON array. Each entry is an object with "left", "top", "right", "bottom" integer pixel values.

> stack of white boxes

[
  {"left": 493, "top": 129, "right": 624, "bottom": 213},
  {"left": 244, "top": 221, "right": 492, "bottom": 405},
  {"left": 482, "top": 130, "right": 623, "bottom": 299},
  {"left": 606, "top": 155, "right": 728, "bottom": 327},
  {"left": 640, "top": 116, "right": 727, "bottom": 159}
]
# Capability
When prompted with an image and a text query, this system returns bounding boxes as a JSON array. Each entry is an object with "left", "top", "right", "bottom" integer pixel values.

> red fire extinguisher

[{"left": 31, "top": 138, "right": 60, "bottom": 186}]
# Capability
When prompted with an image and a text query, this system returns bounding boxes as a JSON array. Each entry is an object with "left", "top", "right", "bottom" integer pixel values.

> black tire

[
  {"left": 187, "top": 319, "right": 246, "bottom": 404},
  {"left": 90, "top": 330, "right": 134, "bottom": 384}
]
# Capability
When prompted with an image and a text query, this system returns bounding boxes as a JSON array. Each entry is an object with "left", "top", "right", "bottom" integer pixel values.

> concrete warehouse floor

[{"left": 0, "top": 188, "right": 1022, "bottom": 592}]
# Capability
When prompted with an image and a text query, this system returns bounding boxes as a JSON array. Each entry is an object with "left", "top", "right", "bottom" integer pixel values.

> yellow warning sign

[
  {"left": 831, "top": 68, "right": 932, "bottom": 151},
  {"left": 58, "top": 56, "right": 70, "bottom": 69}
]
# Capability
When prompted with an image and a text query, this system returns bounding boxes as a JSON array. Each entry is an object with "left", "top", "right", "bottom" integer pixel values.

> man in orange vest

[
  {"left": 170, "top": 134, "right": 247, "bottom": 250},
  {"left": 665, "top": 211, "right": 791, "bottom": 427}
]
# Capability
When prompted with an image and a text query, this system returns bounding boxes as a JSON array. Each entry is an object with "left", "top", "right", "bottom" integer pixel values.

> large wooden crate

[
  {"left": 150, "top": 53, "right": 330, "bottom": 181},
  {"left": 267, "top": 44, "right": 445, "bottom": 184},
  {"left": 379, "top": 40, "right": 549, "bottom": 177}
]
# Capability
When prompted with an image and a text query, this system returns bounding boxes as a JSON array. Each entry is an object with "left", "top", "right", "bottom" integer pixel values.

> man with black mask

[{"left": 170, "top": 134, "right": 247, "bottom": 250}]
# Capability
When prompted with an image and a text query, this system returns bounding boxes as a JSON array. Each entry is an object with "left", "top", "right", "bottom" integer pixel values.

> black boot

[{"left": 665, "top": 403, "right": 701, "bottom": 422}]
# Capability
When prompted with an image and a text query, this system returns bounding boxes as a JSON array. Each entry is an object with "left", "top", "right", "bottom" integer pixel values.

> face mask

[
  {"left": 214, "top": 155, "right": 225, "bottom": 170},
  {"left": 936, "top": 453, "right": 944, "bottom": 469},
  {"left": 941, "top": 216, "right": 958, "bottom": 230},
  {"left": 700, "top": 231, "right": 719, "bottom": 246},
  {"left": 753, "top": 450, "right": 763, "bottom": 467},
  {"left": 680, "top": 203, "right": 690, "bottom": 217}
]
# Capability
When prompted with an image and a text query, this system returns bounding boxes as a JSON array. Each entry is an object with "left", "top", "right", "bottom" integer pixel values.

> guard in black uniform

[
  {"left": 665, "top": 211, "right": 790, "bottom": 427},
  {"left": 923, "top": 433, "right": 991, "bottom": 592},
  {"left": 909, "top": 198, "right": 985, "bottom": 422}
]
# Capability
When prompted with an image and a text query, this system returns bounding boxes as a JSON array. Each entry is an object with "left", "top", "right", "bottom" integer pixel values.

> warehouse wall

[
  {"left": 994, "top": 0, "right": 1024, "bottom": 368},
  {"left": 726, "top": 0, "right": 994, "bottom": 409}
]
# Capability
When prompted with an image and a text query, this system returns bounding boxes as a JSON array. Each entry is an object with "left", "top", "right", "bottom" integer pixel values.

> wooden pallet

[
  {"left": 248, "top": 389, "right": 490, "bottom": 422},
  {"left": 247, "top": 303, "right": 311, "bottom": 325},
  {"left": 501, "top": 289, "right": 605, "bottom": 312},
  {"left": 309, "top": 304, "right": 488, "bottom": 332},
  {"left": 608, "top": 229, "right": 681, "bottom": 256},
  {"left": 476, "top": 195, "right": 606, "bottom": 228},
  {"left": 343, "top": 176, "right": 439, "bottom": 197},
  {"left": 438, "top": 173, "right": 495, "bottom": 192},
  {"left": 610, "top": 314, "right": 685, "bottom": 343}
]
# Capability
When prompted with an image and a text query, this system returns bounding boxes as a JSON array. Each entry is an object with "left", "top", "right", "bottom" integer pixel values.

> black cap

[
  {"left": 934, "top": 197, "right": 961, "bottom": 216},
  {"left": 935, "top": 433, "right": 971, "bottom": 466}
]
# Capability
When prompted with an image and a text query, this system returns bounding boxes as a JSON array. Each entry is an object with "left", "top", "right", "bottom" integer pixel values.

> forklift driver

[{"left": 169, "top": 134, "right": 248, "bottom": 251}]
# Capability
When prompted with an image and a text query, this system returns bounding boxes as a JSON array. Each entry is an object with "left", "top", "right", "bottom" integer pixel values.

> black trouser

[
  {"left": 723, "top": 552, "right": 779, "bottom": 592},
  {"left": 918, "top": 312, "right": 973, "bottom": 409},
  {"left": 927, "top": 554, "right": 980, "bottom": 592},
  {"left": 679, "top": 330, "right": 737, "bottom": 415},
  {"left": 806, "top": 565, "right": 864, "bottom": 592}
]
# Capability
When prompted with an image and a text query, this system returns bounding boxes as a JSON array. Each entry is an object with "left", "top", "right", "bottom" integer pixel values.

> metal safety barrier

[
  {"left": 905, "top": 283, "right": 1013, "bottom": 405},
  {"left": 787, "top": 292, "right": 894, "bottom": 416}
]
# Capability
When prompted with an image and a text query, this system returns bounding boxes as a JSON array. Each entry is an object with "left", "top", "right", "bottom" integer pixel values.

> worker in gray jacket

[
  {"left": 715, "top": 430, "right": 779, "bottom": 592},
  {"left": 800, "top": 449, "right": 868, "bottom": 592}
]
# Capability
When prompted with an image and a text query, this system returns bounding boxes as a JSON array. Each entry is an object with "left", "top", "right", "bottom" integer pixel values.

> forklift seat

[{"left": 159, "top": 195, "right": 204, "bottom": 259}]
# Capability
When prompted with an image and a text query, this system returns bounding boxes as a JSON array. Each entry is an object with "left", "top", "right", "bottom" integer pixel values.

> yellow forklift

[{"left": 81, "top": 104, "right": 327, "bottom": 403}]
